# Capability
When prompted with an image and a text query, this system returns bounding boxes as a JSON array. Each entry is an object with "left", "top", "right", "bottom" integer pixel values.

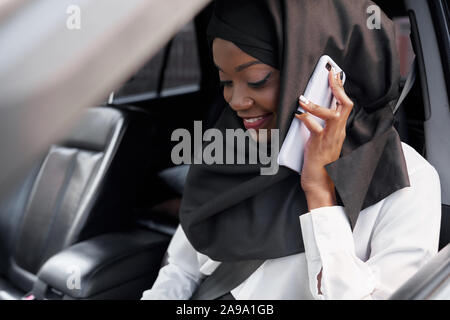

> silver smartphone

[{"left": 277, "top": 55, "right": 346, "bottom": 173}]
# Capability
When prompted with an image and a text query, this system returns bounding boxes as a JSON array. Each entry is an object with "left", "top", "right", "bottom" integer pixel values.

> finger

[
  {"left": 328, "top": 69, "right": 354, "bottom": 117},
  {"left": 299, "top": 95, "right": 340, "bottom": 121},
  {"left": 295, "top": 112, "right": 323, "bottom": 135},
  {"left": 336, "top": 99, "right": 344, "bottom": 115}
]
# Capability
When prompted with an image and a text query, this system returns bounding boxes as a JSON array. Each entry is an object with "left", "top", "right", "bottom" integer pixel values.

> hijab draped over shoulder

[{"left": 179, "top": 0, "right": 410, "bottom": 261}]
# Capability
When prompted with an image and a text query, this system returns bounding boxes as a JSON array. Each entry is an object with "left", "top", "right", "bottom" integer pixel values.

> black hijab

[{"left": 179, "top": 0, "right": 410, "bottom": 262}]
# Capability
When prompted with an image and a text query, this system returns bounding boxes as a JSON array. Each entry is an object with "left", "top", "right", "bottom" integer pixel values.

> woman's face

[{"left": 212, "top": 38, "right": 280, "bottom": 141}]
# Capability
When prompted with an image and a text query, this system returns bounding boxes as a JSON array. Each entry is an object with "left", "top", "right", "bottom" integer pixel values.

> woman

[{"left": 142, "top": 0, "right": 441, "bottom": 299}]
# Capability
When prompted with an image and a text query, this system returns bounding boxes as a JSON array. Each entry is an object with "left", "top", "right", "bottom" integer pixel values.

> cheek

[{"left": 258, "top": 88, "right": 279, "bottom": 113}]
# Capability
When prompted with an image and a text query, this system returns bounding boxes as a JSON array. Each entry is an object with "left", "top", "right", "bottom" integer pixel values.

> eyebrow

[{"left": 214, "top": 60, "right": 263, "bottom": 73}]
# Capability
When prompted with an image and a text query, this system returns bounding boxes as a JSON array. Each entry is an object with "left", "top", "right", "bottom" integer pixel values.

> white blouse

[{"left": 141, "top": 142, "right": 441, "bottom": 300}]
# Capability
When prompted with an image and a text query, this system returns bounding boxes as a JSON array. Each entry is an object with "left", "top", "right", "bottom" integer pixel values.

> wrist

[
  {"left": 301, "top": 164, "right": 337, "bottom": 210},
  {"left": 305, "top": 188, "right": 337, "bottom": 211}
]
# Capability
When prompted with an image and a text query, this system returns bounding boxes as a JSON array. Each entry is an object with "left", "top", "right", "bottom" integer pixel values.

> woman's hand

[{"left": 295, "top": 68, "right": 354, "bottom": 211}]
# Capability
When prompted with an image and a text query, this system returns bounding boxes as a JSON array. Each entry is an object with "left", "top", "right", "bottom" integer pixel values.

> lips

[{"left": 242, "top": 113, "right": 273, "bottom": 129}]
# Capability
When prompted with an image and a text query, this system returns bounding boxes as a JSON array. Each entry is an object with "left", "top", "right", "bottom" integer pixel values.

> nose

[{"left": 228, "top": 87, "right": 253, "bottom": 111}]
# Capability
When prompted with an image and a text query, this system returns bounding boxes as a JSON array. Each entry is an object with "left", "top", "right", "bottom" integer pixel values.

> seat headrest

[{"left": 63, "top": 107, "right": 125, "bottom": 152}]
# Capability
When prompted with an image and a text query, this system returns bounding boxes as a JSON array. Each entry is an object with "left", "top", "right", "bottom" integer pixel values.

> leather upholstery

[
  {"left": 0, "top": 106, "right": 148, "bottom": 299},
  {"left": 0, "top": 276, "right": 23, "bottom": 300},
  {"left": 32, "top": 228, "right": 170, "bottom": 299}
]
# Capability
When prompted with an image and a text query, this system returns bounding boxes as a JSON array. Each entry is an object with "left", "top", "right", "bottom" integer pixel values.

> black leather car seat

[{"left": 0, "top": 106, "right": 149, "bottom": 299}]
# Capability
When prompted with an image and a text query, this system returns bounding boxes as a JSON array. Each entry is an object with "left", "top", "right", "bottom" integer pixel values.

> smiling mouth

[{"left": 241, "top": 113, "right": 273, "bottom": 129}]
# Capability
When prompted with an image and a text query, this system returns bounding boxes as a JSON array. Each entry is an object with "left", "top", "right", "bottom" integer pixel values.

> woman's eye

[
  {"left": 248, "top": 79, "right": 268, "bottom": 89},
  {"left": 248, "top": 72, "right": 272, "bottom": 89},
  {"left": 220, "top": 80, "right": 233, "bottom": 87}
]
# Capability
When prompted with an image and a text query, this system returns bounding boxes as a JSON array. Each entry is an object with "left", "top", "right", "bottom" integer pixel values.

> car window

[
  {"left": 391, "top": 14, "right": 427, "bottom": 157},
  {"left": 113, "top": 21, "right": 200, "bottom": 101},
  {"left": 162, "top": 22, "right": 200, "bottom": 93},
  {"left": 445, "top": 0, "right": 450, "bottom": 23},
  {"left": 114, "top": 50, "right": 165, "bottom": 99},
  {"left": 393, "top": 16, "right": 415, "bottom": 81}
]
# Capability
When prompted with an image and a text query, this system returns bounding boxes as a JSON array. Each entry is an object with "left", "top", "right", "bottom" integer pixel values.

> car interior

[{"left": 0, "top": 0, "right": 448, "bottom": 299}]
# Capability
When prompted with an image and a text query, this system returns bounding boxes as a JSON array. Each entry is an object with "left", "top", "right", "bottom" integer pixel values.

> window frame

[
  {"left": 428, "top": 0, "right": 450, "bottom": 102},
  {"left": 112, "top": 20, "right": 202, "bottom": 105}
]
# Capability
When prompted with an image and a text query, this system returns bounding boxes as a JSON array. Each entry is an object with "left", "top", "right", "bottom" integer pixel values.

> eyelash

[
  {"left": 220, "top": 72, "right": 271, "bottom": 89},
  {"left": 220, "top": 80, "right": 233, "bottom": 87}
]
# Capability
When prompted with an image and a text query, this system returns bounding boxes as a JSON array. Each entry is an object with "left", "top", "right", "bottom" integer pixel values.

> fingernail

[
  {"left": 340, "top": 71, "right": 344, "bottom": 80},
  {"left": 299, "top": 95, "right": 310, "bottom": 105},
  {"left": 334, "top": 69, "right": 340, "bottom": 79},
  {"left": 294, "top": 109, "right": 304, "bottom": 116}
]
